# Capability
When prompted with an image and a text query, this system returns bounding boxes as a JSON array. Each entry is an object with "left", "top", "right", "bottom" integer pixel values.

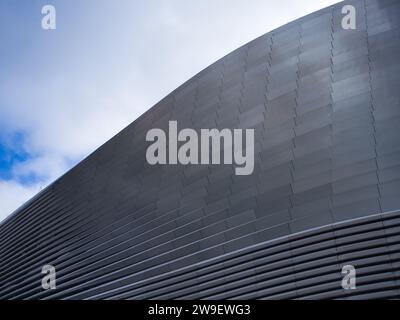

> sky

[{"left": 0, "top": 0, "right": 340, "bottom": 223}]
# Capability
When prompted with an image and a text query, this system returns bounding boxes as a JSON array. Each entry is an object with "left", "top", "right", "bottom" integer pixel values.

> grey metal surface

[{"left": 1, "top": 0, "right": 400, "bottom": 299}]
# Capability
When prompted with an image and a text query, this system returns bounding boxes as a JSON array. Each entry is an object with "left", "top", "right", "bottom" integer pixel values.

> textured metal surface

[{"left": 1, "top": 0, "right": 400, "bottom": 300}]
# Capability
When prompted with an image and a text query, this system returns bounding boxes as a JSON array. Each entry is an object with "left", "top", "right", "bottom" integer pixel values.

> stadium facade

[{"left": 1, "top": 0, "right": 400, "bottom": 300}]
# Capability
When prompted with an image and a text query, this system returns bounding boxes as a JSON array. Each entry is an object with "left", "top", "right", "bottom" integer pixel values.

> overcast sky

[{"left": 0, "top": 0, "right": 340, "bottom": 223}]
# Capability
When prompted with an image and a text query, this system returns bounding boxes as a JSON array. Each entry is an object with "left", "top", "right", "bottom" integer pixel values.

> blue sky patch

[{"left": 0, "top": 131, "right": 33, "bottom": 183}]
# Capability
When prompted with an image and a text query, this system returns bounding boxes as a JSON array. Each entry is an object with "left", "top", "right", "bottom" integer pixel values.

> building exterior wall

[{"left": 1, "top": 0, "right": 400, "bottom": 299}]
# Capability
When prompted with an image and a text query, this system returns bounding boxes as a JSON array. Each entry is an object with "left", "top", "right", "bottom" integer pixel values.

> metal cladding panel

[{"left": 1, "top": 0, "right": 400, "bottom": 299}]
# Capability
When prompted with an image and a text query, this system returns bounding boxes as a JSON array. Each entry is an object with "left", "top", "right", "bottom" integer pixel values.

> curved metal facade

[{"left": 1, "top": 0, "right": 400, "bottom": 300}]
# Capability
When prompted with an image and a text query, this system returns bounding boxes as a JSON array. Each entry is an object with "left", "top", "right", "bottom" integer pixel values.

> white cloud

[
  {"left": 11, "top": 153, "right": 68, "bottom": 183},
  {"left": 0, "top": 180, "right": 42, "bottom": 223}
]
